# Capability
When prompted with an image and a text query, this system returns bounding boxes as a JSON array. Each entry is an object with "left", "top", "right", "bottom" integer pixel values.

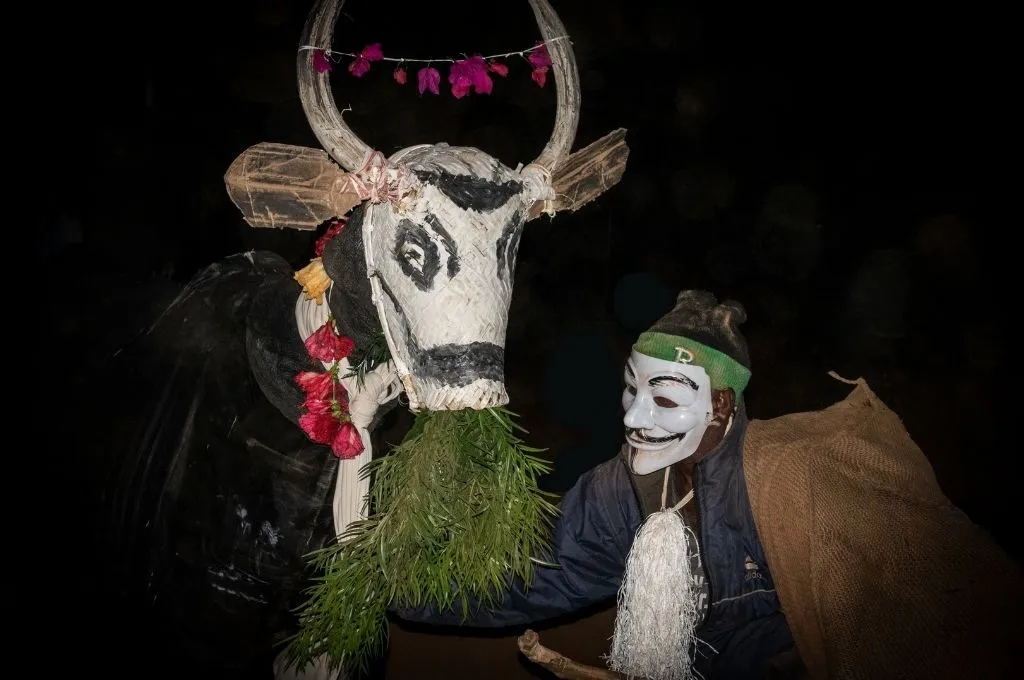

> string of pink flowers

[
  {"left": 302, "top": 39, "right": 557, "bottom": 98},
  {"left": 295, "top": 218, "right": 364, "bottom": 460}
]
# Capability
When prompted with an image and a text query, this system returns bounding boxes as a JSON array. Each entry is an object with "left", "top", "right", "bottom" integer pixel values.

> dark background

[{"left": 32, "top": 0, "right": 1015, "bottom": 677}]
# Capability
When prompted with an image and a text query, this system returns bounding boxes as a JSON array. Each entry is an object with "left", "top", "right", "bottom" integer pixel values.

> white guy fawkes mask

[{"left": 621, "top": 349, "right": 713, "bottom": 475}]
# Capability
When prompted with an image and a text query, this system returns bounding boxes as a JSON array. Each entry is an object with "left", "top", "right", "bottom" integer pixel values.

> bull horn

[
  {"left": 297, "top": 0, "right": 373, "bottom": 172},
  {"left": 526, "top": 0, "right": 581, "bottom": 176}
]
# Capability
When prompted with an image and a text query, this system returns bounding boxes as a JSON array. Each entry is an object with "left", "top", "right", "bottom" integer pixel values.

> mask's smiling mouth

[{"left": 626, "top": 428, "right": 686, "bottom": 451}]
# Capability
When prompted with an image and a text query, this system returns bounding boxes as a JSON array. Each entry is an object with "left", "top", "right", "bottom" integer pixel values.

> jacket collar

[{"left": 623, "top": 404, "right": 749, "bottom": 519}]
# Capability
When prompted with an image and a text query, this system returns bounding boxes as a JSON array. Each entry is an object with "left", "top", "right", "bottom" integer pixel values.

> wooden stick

[{"left": 517, "top": 630, "right": 626, "bottom": 680}]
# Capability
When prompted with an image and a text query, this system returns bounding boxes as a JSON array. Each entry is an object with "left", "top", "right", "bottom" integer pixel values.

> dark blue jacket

[{"left": 398, "top": 411, "right": 796, "bottom": 679}]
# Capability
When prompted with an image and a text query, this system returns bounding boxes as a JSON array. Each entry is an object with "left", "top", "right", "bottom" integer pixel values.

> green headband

[{"left": 633, "top": 331, "right": 752, "bottom": 396}]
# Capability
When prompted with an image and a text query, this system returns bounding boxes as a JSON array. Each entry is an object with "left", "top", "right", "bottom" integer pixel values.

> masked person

[{"left": 397, "top": 290, "right": 1022, "bottom": 680}]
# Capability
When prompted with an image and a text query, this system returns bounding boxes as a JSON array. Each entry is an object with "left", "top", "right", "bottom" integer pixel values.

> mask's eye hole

[
  {"left": 625, "top": 384, "right": 637, "bottom": 396},
  {"left": 654, "top": 396, "right": 678, "bottom": 408}
]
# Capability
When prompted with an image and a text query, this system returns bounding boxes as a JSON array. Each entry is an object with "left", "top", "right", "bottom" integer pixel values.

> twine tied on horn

[{"left": 341, "top": 150, "right": 416, "bottom": 207}]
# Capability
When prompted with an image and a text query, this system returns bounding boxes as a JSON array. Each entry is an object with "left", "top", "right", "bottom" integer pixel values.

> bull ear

[
  {"left": 224, "top": 142, "right": 363, "bottom": 231},
  {"left": 527, "top": 128, "right": 629, "bottom": 220}
]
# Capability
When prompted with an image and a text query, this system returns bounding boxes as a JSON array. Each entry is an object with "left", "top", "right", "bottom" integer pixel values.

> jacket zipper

[{"left": 694, "top": 463, "right": 715, "bottom": 620}]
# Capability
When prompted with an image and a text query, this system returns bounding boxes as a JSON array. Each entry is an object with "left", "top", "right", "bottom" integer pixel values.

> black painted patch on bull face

[
  {"left": 377, "top": 277, "right": 504, "bottom": 386},
  {"left": 414, "top": 341, "right": 505, "bottom": 386},
  {"left": 424, "top": 213, "right": 461, "bottom": 278},
  {"left": 392, "top": 213, "right": 461, "bottom": 291},
  {"left": 414, "top": 169, "right": 524, "bottom": 213},
  {"left": 495, "top": 211, "right": 524, "bottom": 282},
  {"left": 394, "top": 220, "right": 441, "bottom": 291}
]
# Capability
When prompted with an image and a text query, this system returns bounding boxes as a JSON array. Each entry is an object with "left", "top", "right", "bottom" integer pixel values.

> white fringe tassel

[{"left": 608, "top": 508, "right": 700, "bottom": 680}]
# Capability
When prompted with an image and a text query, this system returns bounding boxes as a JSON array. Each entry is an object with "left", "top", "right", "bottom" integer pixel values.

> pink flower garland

[{"left": 312, "top": 41, "right": 553, "bottom": 98}]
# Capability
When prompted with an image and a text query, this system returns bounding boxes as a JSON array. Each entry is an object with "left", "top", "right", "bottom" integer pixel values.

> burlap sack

[{"left": 744, "top": 375, "right": 1023, "bottom": 680}]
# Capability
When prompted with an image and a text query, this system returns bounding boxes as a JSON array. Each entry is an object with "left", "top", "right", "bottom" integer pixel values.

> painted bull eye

[{"left": 394, "top": 220, "right": 441, "bottom": 291}]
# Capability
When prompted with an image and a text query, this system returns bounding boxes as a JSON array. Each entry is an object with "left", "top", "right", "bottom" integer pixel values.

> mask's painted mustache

[{"left": 626, "top": 428, "right": 686, "bottom": 444}]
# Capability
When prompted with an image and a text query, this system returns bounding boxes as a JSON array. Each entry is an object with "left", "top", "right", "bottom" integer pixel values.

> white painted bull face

[{"left": 364, "top": 145, "right": 534, "bottom": 411}]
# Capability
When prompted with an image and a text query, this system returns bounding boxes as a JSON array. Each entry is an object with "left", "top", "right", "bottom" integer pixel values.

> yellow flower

[{"left": 294, "top": 258, "right": 332, "bottom": 305}]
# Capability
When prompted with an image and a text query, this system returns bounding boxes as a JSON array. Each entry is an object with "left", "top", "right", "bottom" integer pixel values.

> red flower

[
  {"left": 295, "top": 371, "right": 334, "bottom": 401},
  {"left": 315, "top": 218, "right": 347, "bottom": 257},
  {"left": 305, "top": 321, "right": 356, "bottom": 363},
  {"left": 331, "top": 422, "right": 364, "bottom": 459},
  {"left": 527, "top": 42, "right": 552, "bottom": 69},
  {"left": 313, "top": 49, "right": 333, "bottom": 74},
  {"left": 303, "top": 397, "right": 333, "bottom": 416},
  {"left": 417, "top": 67, "right": 441, "bottom": 95},
  {"left": 299, "top": 411, "right": 341, "bottom": 445},
  {"left": 449, "top": 56, "right": 492, "bottom": 99},
  {"left": 393, "top": 66, "right": 408, "bottom": 84},
  {"left": 348, "top": 43, "right": 383, "bottom": 77},
  {"left": 296, "top": 365, "right": 353, "bottom": 449},
  {"left": 531, "top": 66, "right": 549, "bottom": 88},
  {"left": 487, "top": 60, "right": 509, "bottom": 77},
  {"left": 527, "top": 42, "right": 551, "bottom": 88}
]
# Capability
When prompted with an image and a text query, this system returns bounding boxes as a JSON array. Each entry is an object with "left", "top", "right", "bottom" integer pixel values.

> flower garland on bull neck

[
  {"left": 293, "top": 219, "right": 365, "bottom": 460},
  {"left": 298, "top": 37, "right": 562, "bottom": 97}
]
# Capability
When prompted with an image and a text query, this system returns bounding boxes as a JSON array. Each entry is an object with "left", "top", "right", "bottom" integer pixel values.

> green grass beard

[{"left": 282, "top": 407, "right": 558, "bottom": 675}]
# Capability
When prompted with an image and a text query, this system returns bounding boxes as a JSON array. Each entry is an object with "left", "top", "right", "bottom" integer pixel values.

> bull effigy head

[
  {"left": 226, "top": 0, "right": 628, "bottom": 413},
  {"left": 354, "top": 147, "right": 531, "bottom": 411}
]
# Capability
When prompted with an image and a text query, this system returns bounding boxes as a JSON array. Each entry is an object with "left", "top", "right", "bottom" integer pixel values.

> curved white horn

[
  {"left": 298, "top": 0, "right": 373, "bottom": 171},
  {"left": 527, "top": 0, "right": 581, "bottom": 174}
]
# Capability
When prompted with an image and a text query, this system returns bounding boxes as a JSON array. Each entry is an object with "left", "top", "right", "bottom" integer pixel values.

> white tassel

[{"left": 608, "top": 471, "right": 699, "bottom": 680}]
